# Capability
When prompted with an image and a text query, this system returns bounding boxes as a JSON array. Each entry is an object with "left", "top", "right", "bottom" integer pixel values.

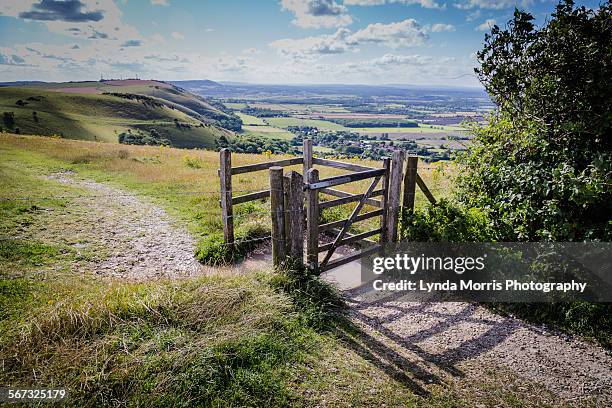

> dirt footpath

[
  {"left": 27, "top": 172, "right": 204, "bottom": 279},
  {"left": 345, "top": 291, "right": 612, "bottom": 406}
]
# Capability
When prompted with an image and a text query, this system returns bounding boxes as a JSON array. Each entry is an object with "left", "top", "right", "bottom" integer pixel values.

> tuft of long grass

[{"left": 0, "top": 273, "right": 319, "bottom": 407}]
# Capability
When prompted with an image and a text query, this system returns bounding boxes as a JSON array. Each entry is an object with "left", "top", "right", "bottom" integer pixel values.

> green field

[
  {"left": 265, "top": 117, "right": 347, "bottom": 130},
  {"left": 236, "top": 112, "right": 267, "bottom": 125},
  {"left": 354, "top": 124, "right": 465, "bottom": 134},
  {"left": 241, "top": 128, "right": 294, "bottom": 140},
  {"left": 0, "top": 134, "right": 566, "bottom": 407},
  {"left": 224, "top": 102, "right": 248, "bottom": 110}
]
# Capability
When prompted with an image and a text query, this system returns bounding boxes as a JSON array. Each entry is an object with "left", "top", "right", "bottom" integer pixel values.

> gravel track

[
  {"left": 345, "top": 290, "right": 612, "bottom": 406},
  {"left": 43, "top": 172, "right": 204, "bottom": 279}
]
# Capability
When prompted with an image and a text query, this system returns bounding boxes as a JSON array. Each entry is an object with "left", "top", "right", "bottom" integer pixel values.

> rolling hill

[{"left": 0, "top": 80, "right": 239, "bottom": 148}]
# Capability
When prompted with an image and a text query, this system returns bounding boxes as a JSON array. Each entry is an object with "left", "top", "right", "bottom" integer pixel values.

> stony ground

[
  {"left": 13, "top": 171, "right": 205, "bottom": 279},
  {"left": 344, "top": 289, "right": 612, "bottom": 407}
]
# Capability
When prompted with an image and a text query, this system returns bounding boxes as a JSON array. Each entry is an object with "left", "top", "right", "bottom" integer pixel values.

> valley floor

[{"left": 1, "top": 134, "right": 610, "bottom": 407}]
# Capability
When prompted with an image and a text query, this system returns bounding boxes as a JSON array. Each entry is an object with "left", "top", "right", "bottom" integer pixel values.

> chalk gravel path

[
  {"left": 345, "top": 289, "right": 612, "bottom": 406},
  {"left": 43, "top": 172, "right": 204, "bottom": 279}
]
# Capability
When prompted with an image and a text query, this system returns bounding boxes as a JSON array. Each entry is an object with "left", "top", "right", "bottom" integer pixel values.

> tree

[
  {"left": 457, "top": 0, "right": 612, "bottom": 241},
  {"left": 3, "top": 112, "right": 15, "bottom": 128}
]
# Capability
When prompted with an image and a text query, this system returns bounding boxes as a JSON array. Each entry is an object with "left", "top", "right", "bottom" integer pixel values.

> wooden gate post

[
  {"left": 306, "top": 168, "right": 319, "bottom": 271},
  {"left": 302, "top": 138, "right": 313, "bottom": 232},
  {"left": 379, "top": 157, "right": 391, "bottom": 244},
  {"left": 284, "top": 171, "right": 304, "bottom": 264},
  {"left": 270, "top": 166, "right": 286, "bottom": 266},
  {"left": 303, "top": 139, "right": 313, "bottom": 176},
  {"left": 402, "top": 156, "right": 419, "bottom": 212},
  {"left": 386, "top": 150, "right": 405, "bottom": 242},
  {"left": 219, "top": 148, "right": 234, "bottom": 248}
]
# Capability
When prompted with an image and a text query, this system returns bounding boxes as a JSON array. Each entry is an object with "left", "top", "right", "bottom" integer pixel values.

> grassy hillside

[{"left": 0, "top": 80, "right": 236, "bottom": 148}]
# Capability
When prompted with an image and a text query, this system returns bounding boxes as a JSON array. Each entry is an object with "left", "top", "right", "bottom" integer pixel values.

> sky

[{"left": 0, "top": 0, "right": 601, "bottom": 87}]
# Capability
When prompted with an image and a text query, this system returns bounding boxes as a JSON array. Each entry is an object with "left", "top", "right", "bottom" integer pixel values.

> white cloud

[
  {"left": 344, "top": 0, "right": 444, "bottom": 10},
  {"left": 270, "top": 29, "right": 352, "bottom": 58},
  {"left": 348, "top": 19, "right": 429, "bottom": 48},
  {"left": 466, "top": 10, "right": 481, "bottom": 21},
  {"left": 151, "top": 0, "right": 169, "bottom": 5},
  {"left": 213, "top": 55, "right": 252, "bottom": 73},
  {"left": 171, "top": 31, "right": 184, "bottom": 40},
  {"left": 281, "top": 0, "right": 352, "bottom": 29},
  {"left": 271, "top": 18, "right": 429, "bottom": 59},
  {"left": 430, "top": 23, "right": 456, "bottom": 32},
  {"left": 205, "top": 28, "right": 214, "bottom": 32},
  {"left": 476, "top": 18, "right": 496, "bottom": 31},
  {"left": 367, "top": 53, "right": 433, "bottom": 66},
  {"left": 455, "top": 0, "right": 531, "bottom": 10}
]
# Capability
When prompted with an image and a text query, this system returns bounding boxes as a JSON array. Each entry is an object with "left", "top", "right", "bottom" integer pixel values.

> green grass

[
  {"left": 237, "top": 112, "right": 267, "bottom": 125},
  {"left": 241, "top": 128, "right": 295, "bottom": 141},
  {"left": 0, "top": 83, "right": 232, "bottom": 148},
  {"left": 265, "top": 117, "right": 348, "bottom": 131},
  {"left": 225, "top": 102, "right": 248, "bottom": 110},
  {"left": 0, "top": 134, "right": 452, "bottom": 257},
  {"left": 354, "top": 125, "right": 464, "bottom": 134},
  {"left": 237, "top": 112, "right": 295, "bottom": 138}
]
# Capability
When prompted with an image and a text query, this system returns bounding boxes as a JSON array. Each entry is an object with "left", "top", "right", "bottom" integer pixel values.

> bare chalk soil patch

[{"left": 32, "top": 171, "right": 205, "bottom": 279}]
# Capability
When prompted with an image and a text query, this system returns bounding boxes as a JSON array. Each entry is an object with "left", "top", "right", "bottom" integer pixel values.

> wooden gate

[
  {"left": 218, "top": 139, "right": 438, "bottom": 273},
  {"left": 303, "top": 140, "right": 404, "bottom": 273}
]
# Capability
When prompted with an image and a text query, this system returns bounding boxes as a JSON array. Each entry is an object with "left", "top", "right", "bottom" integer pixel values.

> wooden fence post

[
  {"left": 306, "top": 168, "right": 319, "bottom": 271},
  {"left": 284, "top": 171, "right": 304, "bottom": 263},
  {"left": 402, "top": 156, "right": 419, "bottom": 212},
  {"left": 379, "top": 157, "right": 391, "bottom": 244},
  {"left": 386, "top": 150, "right": 405, "bottom": 242},
  {"left": 219, "top": 148, "right": 234, "bottom": 248},
  {"left": 302, "top": 138, "right": 313, "bottom": 232},
  {"left": 270, "top": 166, "right": 286, "bottom": 267},
  {"left": 303, "top": 139, "right": 313, "bottom": 176}
]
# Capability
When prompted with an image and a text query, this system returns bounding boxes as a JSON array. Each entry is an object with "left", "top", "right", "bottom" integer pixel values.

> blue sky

[{"left": 0, "top": 0, "right": 601, "bottom": 86}]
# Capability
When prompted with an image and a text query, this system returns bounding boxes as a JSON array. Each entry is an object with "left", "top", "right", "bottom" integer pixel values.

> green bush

[
  {"left": 399, "top": 200, "right": 496, "bottom": 242},
  {"left": 397, "top": 1, "right": 612, "bottom": 348},
  {"left": 461, "top": 0, "right": 612, "bottom": 241}
]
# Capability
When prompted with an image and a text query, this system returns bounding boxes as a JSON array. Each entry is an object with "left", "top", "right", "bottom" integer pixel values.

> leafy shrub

[
  {"left": 399, "top": 200, "right": 496, "bottom": 242},
  {"left": 182, "top": 155, "right": 203, "bottom": 169},
  {"left": 118, "top": 129, "right": 171, "bottom": 146},
  {"left": 461, "top": 0, "right": 612, "bottom": 241},
  {"left": 398, "top": 2, "right": 612, "bottom": 347}
]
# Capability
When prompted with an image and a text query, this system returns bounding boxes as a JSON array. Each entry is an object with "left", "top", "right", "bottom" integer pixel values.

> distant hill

[
  {"left": 0, "top": 80, "right": 239, "bottom": 148},
  {"left": 172, "top": 80, "right": 489, "bottom": 102}
]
